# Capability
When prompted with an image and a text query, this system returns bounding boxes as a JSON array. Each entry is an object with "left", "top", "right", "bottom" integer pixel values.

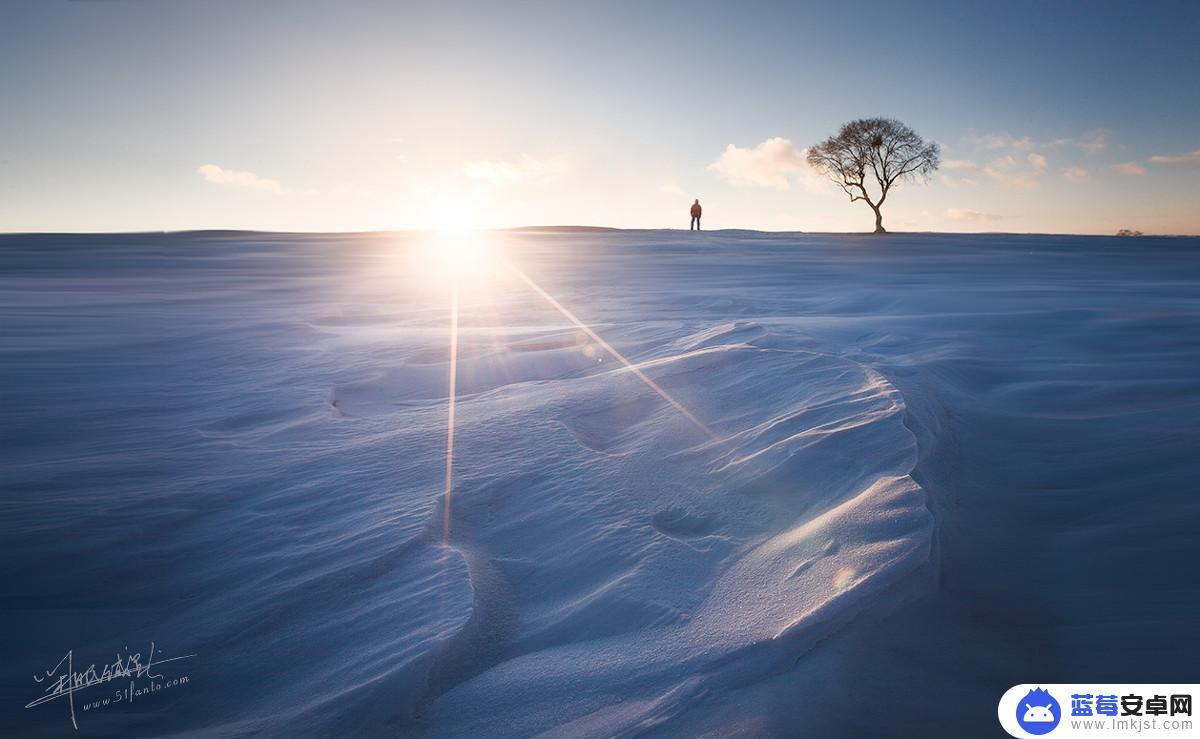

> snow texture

[{"left": 2, "top": 229, "right": 1198, "bottom": 736}]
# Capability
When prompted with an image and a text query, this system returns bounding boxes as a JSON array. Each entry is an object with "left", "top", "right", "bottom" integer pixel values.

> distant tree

[
  {"left": 807, "top": 118, "right": 939, "bottom": 233},
  {"left": 1115, "top": 228, "right": 1144, "bottom": 237}
]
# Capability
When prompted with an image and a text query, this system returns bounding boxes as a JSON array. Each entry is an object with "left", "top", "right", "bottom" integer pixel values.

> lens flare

[{"left": 833, "top": 566, "right": 857, "bottom": 593}]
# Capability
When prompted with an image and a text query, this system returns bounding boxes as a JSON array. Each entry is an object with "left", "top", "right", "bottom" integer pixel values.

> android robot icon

[{"left": 1016, "top": 688, "right": 1061, "bottom": 734}]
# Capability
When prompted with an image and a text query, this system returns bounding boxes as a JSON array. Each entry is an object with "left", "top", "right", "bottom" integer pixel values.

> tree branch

[{"left": 807, "top": 118, "right": 936, "bottom": 229}]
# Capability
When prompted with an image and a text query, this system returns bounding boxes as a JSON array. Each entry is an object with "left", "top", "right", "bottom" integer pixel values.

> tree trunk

[{"left": 872, "top": 206, "right": 886, "bottom": 233}]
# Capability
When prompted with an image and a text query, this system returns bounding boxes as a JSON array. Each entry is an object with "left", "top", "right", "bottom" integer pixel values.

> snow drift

[{"left": 3, "top": 229, "right": 1198, "bottom": 736}]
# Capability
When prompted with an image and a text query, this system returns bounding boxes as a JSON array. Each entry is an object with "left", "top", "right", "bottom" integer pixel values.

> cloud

[
  {"left": 942, "top": 159, "right": 978, "bottom": 170},
  {"left": 461, "top": 154, "right": 569, "bottom": 187},
  {"left": 1052, "top": 130, "right": 1108, "bottom": 155},
  {"left": 1149, "top": 148, "right": 1200, "bottom": 165},
  {"left": 943, "top": 152, "right": 1043, "bottom": 189},
  {"left": 975, "top": 133, "right": 1034, "bottom": 151},
  {"left": 1062, "top": 167, "right": 1089, "bottom": 181},
  {"left": 982, "top": 155, "right": 1040, "bottom": 189},
  {"left": 940, "top": 174, "right": 978, "bottom": 189},
  {"left": 709, "top": 137, "right": 806, "bottom": 189},
  {"left": 1078, "top": 131, "right": 1108, "bottom": 155},
  {"left": 946, "top": 208, "right": 1002, "bottom": 222},
  {"left": 1112, "top": 161, "right": 1147, "bottom": 176},
  {"left": 986, "top": 172, "right": 1038, "bottom": 189},
  {"left": 659, "top": 182, "right": 685, "bottom": 195},
  {"left": 197, "top": 164, "right": 284, "bottom": 193}
]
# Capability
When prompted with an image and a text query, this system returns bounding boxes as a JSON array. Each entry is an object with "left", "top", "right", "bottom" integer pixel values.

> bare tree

[{"left": 807, "top": 118, "right": 939, "bottom": 233}]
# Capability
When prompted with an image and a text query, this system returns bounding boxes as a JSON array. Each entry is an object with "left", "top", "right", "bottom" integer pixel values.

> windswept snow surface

[{"left": 2, "top": 230, "right": 1199, "bottom": 736}]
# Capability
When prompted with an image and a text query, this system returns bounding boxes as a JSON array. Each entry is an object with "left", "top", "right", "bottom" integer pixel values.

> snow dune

[{"left": 2, "top": 230, "right": 1198, "bottom": 736}]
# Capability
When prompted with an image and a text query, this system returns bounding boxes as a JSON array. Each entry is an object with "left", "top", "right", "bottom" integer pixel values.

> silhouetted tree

[{"left": 807, "top": 118, "right": 939, "bottom": 233}]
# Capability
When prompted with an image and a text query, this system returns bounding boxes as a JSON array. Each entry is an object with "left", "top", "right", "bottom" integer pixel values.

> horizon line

[{"left": 2, "top": 226, "right": 1197, "bottom": 238}]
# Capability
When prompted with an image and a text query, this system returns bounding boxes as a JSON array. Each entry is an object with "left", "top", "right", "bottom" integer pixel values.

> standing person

[{"left": 690, "top": 199, "right": 702, "bottom": 230}]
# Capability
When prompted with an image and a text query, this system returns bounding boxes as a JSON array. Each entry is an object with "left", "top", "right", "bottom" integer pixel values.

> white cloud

[
  {"left": 982, "top": 155, "right": 1040, "bottom": 189},
  {"left": 988, "top": 172, "right": 1039, "bottom": 189},
  {"left": 1149, "top": 148, "right": 1200, "bottom": 165},
  {"left": 975, "top": 133, "right": 1034, "bottom": 151},
  {"left": 942, "top": 159, "right": 978, "bottom": 170},
  {"left": 659, "top": 182, "right": 685, "bottom": 195},
  {"left": 461, "top": 154, "right": 569, "bottom": 187},
  {"left": 946, "top": 208, "right": 1002, "bottom": 222},
  {"left": 942, "top": 150, "right": 1044, "bottom": 189},
  {"left": 197, "top": 164, "right": 284, "bottom": 193},
  {"left": 1062, "top": 167, "right": 1089, "bottom": 181},
  {"left": 709, "top": 137, "right": 806, "bottom": 189},
  {"left": 940, "top": 174, "right": 978, "bottom": 189},
  {"left": 1052, "top": 130, "right": 1108, "bottom": 155},
  {"left": 461, "top": 160, "right": 524, "bottom": 185},
  {"left": 1112, "top": 161, "right": 1147, "bottom": 176}
]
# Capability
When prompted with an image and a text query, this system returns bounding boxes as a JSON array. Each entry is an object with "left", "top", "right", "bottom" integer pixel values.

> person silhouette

[{"left": 690, "top": 199, "right": 702, "bottom": 230}]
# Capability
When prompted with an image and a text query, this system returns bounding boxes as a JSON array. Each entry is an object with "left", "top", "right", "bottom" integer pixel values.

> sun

[
  {"left": 415, "top": 192, "right": 500, "bottom": 286},
  {"left": 428, "top": 194, "right": 477, "bottom": 233},
  {"left": 407, "top": 228, "right": 501, "bottom": 292}
]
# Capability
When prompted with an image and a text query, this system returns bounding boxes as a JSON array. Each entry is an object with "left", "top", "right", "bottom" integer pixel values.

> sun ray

[
  {"left": 503, "top": 259, "right": 722, "bottom": 444},
  {"left": 438, "top": 246, "right": 720, "bottom": 545},
  {"left": 442, "top": 275, "right": 459, "bottom": 544}
]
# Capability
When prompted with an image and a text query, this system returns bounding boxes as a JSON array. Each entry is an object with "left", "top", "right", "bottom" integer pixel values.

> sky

[{"left": 1, "top": 0, "right": 1198, "bottom": 234}]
